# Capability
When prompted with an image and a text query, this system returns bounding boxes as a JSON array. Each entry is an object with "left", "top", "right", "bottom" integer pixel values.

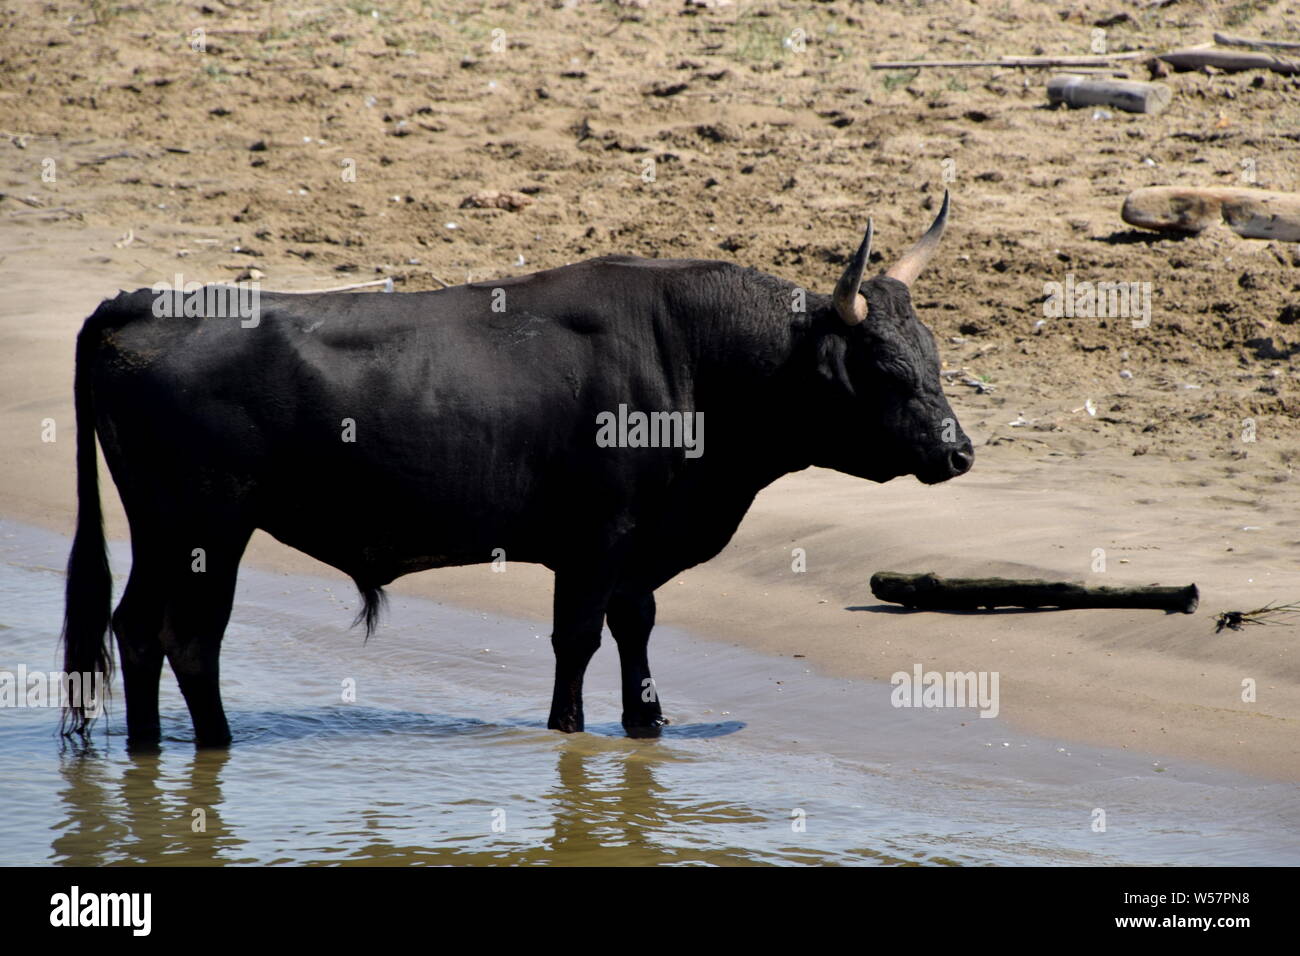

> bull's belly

[
  {"left": 249, "top": 444, "right": 741, "bottom": 589},
  {"left": 257, "top": 506, "right": 536, "bottom": 581}
]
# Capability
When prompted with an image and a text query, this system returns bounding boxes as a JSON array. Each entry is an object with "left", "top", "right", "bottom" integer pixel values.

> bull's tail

[
  {"left": 352, "top": 581, "right": 388, "bottom": 643},
  {"left": 60, "top": 309, "right": 116, "bottom": 737}
]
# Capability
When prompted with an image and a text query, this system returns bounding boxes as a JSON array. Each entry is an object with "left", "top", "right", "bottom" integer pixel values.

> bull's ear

[
  {"left": 816, "top": 333, "right": 855, "bottom": 397},
  {"left": 833, "top": 219, "right": 872, "bottom": 326},
  {"left": 885, "top": 189, "right": 949, "bottom": 288}
]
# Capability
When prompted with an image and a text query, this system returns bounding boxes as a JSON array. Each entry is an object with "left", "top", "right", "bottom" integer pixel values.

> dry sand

[{"left": 1, "top": 0, "right": 1297, "bottom": 779}]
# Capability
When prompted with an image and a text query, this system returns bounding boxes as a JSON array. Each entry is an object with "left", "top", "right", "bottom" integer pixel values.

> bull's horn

[
  {"left": 885, "top": 189, "right": 949, "bottom": 288},
  {"left": 832, "top": 218, "right": 872, "bottom": 325}
]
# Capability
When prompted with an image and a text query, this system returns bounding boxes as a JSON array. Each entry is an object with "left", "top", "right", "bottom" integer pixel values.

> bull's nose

[{"left": 948, "top": 445, "right": 974, "bottom": 476}]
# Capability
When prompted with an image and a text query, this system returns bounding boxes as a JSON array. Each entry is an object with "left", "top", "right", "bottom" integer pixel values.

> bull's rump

[{"left": 84, "top": 285, "right": 685, "bottom": 577}]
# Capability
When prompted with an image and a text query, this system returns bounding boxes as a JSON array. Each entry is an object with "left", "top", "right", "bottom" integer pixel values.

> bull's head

[{"left": 812, "top": 190, "right": 973, "bottom": 485}]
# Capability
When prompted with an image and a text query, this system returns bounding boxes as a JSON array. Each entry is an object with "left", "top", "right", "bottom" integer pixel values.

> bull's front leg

[
  {"left": 606, "top": 590, "right": 667, "bottom": 738},
  {"left": 547, "top": 570, "right": 613, "bottom": 733}
]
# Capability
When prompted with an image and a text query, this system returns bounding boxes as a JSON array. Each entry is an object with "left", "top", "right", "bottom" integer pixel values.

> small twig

[
  {"left": 1214, "top": 601, "right": 1300, "bottom": 633},
  {"left": 603, "top": 15, "right": 638, "bottom": 38},
  {"left": 941, "top": 369, "right": 995, "bottom": 394},
  {"left": 79, "top": 151, "right": 135, "bottom": 167},
  {"left": 7, "top": 207, "right": 74, "bottom": 218},
  {"left": 1, "top": 193, "right": 46, "bottom": 208}
]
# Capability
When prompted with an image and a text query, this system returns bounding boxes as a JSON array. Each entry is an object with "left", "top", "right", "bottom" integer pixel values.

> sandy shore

[{"left": 2, "top": 219, "right": 1297, "bottom": 781}]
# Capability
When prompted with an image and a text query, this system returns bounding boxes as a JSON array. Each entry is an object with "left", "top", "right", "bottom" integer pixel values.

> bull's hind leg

[
  {"left": 158, "top": 528, "right": 251, "bottom": 748},
  {"left": 606, "top": 591, "right": 667, "bottom": 738},
  {"left": 111, "top": 553, "right": 167, "bottom": 751}
]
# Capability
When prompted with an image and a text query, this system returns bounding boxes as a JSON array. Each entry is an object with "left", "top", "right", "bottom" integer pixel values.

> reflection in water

[
  {"left": 545, "top": 745, "right": 763, "bottom": 866},
  {"left": 8, "top": 520, "right": 1298, "bottom": 867},
  {"left": 53, "top": 744, "right": 246, "bottom": 866},
  {"left": 43, "top": 707, "right": 889, "bottom": 866}
]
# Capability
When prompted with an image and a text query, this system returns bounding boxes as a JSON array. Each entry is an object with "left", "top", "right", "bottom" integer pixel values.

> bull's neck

[{"left": 661, "top": 270, "right": 825, "bottom": 482}]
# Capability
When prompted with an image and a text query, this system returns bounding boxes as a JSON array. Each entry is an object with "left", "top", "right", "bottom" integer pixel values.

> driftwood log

[
  {"left": 870, "top": 572, "right": 1199, "bottom": 613},
  {"left": 1121, "top": 186, "right": 1300, "bottom": 241},
  {"left": 1157, "top": 48, "right": 1300, "bottom": 75},
  {"left": 1046, "top": 75, "right": 1172, "bottom": 113},
  {"left": 1212, "top": 33, "right": 1300, "bottom": 52}
]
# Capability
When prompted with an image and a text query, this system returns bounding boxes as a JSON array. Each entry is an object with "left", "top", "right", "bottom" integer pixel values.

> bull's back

[{"left": 84, "top": 275, "right": 687, "bottom": 572}]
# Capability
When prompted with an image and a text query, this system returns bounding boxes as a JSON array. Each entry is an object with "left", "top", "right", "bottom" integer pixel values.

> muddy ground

[{"left": 2, "top": 0, "right": 1298, "bottom": 467}]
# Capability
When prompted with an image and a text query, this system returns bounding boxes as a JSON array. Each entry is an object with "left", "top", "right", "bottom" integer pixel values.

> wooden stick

[
  {"left": 1053, "top": 67, "right": 1132, "bottom": 76},
  {"left": 870, "top": 51, "right": 1155, "bottom": 70},
  {"left": 7, "top": 207, "right": 74, "bottom": 218},
  {"left": 1157, "top": 48, "right": 1300, "bottom": 74},
  {"left": 79, "top": 151, "right": 135, "bottom": 167},
  {"left": 1212, "top": 33, "right": 1300, "bottom": 51},
  {"left": 251, "top": 277, "right": 397, "bottom": 295},
  {"left": 1047, "top": 75, "right": 1172, "bottom": 113},
  {"left": 0, "top": 193, "right": 46, "bottom": 208},
  {"left": 1008, "top": 52, "right": 1154, "bottom": 63},
  {"left": 870, "top": 572, "right": 1199, "bottom": 613}
]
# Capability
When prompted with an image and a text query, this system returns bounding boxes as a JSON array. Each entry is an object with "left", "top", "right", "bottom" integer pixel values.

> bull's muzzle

[{"left": 919, "top": 439, "right": 974, "bottom": 484}]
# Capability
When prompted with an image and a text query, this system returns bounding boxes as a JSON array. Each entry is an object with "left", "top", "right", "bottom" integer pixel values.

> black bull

[{"left": 61, "top": 193, "right": 972, "bottom": 748}]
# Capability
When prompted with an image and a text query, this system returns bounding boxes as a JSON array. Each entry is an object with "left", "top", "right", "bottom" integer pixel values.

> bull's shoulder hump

[
  {"left": 96, "top": 287, "right": 157, "bottom": 312},
  {"left": 460, "top": 255, "right": 737, "bottom": 287},
  {"left": 80, "top": 288, "right": 164, "bottom": 338}
]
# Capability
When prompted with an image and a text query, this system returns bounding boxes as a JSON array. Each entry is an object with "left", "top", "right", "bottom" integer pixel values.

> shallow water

[{"left": 2, "top": 518, "right": 1297, "bottom": 866}]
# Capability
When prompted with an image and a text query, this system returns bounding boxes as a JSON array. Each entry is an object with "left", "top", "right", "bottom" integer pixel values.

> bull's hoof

[
  {"left": 125, "top": 736, "right": 162, "bottom": 756},
  {"left": 547, "top": 714, "right": 584, "bottom": 734},
  {"left": 622, "top": 715, "right": 669, "bottom": 739}
]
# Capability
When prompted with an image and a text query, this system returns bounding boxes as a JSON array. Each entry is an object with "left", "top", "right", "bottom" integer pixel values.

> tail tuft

[{"left": 352, "top": 583, "right": 388, "bottom": 642}]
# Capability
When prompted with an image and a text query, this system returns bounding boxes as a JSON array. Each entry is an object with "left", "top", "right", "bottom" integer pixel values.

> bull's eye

[{"left": 873, "top": 355, "right": 921, "bottom": 393}]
